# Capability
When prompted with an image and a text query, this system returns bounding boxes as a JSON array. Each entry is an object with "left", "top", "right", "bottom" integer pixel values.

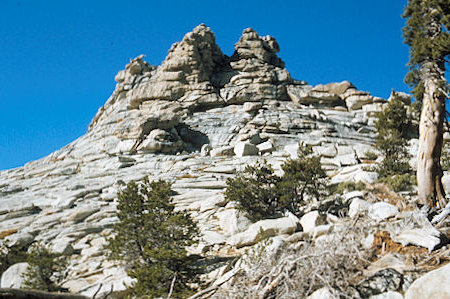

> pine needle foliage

[
  {"left": 278, "top": 145, "right": 328, "bottom": 215},
  {"left": 22, "top": 243, "right": 67, "bottom": 292},
  {"left": 107, "top": 178, "right": 200, "bottom": 298},
  {"left": 403, "top": 0, "right": 450, "bottom": 101},
  {"left": 225, "top": 162, "right": 281, "bottom": 222},
  {"left": 374, "top": 95, "right": 413, "bottom": 180},
  {"left": 225, "top": 144, "right": 328, "bottom": 222}
]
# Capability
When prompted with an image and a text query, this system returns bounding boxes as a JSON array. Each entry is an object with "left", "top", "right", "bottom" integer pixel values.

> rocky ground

[{"left": 0, "top": 24, "right": 449, "bottom": 298}]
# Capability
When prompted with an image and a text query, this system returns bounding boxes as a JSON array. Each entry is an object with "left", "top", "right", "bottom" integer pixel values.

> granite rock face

[{"left": 0, "top": 25, "right": 430, "bottom": 297}]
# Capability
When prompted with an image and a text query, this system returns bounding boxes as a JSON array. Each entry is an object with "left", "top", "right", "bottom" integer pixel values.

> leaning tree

[{"left": 403, "top": 0, "right": 450, "bottom": 208}]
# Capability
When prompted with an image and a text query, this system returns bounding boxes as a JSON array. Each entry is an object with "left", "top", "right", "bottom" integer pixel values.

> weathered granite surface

[{"left": 2, "top": 25, "right": 443, "bottom": 297}]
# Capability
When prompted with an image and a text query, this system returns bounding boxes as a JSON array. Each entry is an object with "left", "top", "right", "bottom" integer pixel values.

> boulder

[
  {"left": 354, "top": 170, "right": 378, "bottom": 184},
  {"left": 217, "top": 209, "right": 252, "bottom": 236},
  {"left": 344, "top": 90, "right": 374, "bottom": 110},
  {"left": 312, "top": 81, "right": 355, "bottom": 95},
  {"left": 51, "top": 237, "right": 75, "bottom": 256},
  {"left": 404, "top": 263, "right": 450, "bottom": 299},
  {"left": 369, "top": 292, "right": 404, "bottom": 299},
  {"left": 287, "top": 85, "right": 343, "bottom": 106},
  {"left": 369, "top": 202, "right": 399, "bottom": 220},
  {"left": 366, "top": 253, "right": 412, "bottom": 276},
  {"left": 300, "top": 211, "right": 327, "bottom": 233},
  {"left": 202, "top": 231, "right": 226, "bottom": 245},
  {"left": 1, "top": 262, "right": 29, "bottom": 288},
  {"left": 226, "top": 216, "right": 298, "bottom": 248},
  {"left": 234, "top": 142, "right": 259, "bottom": 157},
  {"left": 243, "top": 102, "right": 262, "bottom": 113},
  {"left": 306, "top": 287, "right": 336, "bottom": 299},
  {"left": 349, "top": 198, "right": 372, "bottom": 218},
  {"left": 210, "top": 146, "right": 234, "bottom": 157},
  {"left": 357, "top": 269, "right": 404, "bottom": 298},
  {"left": 257, "top": 140, "right": 275, "bottom": 153}
]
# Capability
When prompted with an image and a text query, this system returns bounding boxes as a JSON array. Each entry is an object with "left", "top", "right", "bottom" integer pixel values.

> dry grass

[{"left": 372, "top": 231, "right": 428, "bottom": 257}]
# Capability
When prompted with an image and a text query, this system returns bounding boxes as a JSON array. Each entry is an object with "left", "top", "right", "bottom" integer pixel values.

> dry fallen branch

[{"left": 213, "top": 218, "right": 375, "bottom": 298}]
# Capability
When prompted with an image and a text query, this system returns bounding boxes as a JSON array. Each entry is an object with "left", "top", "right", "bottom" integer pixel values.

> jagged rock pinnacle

[
  {"left": 232, "top": 28, "right": 285, "bottom": 68},
  {"left": 87, "top": 24, "right": 383, "bottom": 154}
]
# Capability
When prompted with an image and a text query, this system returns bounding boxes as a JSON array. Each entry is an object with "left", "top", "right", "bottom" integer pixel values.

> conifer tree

[
  {"left": 403, "top": 0, "right": 450, "bottom": 207},
  {"left": 22, "top": 243, "right": 67, "bottom": 292},
  {"left": 107, "top": 178, "right": 200, "bottom": 298},
  {"left": 374, "top": 95, "right": 412, "bottom": 176}
]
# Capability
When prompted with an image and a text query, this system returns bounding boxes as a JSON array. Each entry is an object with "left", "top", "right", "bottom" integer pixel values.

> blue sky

[{"left": 0, "top": 0, "right": 411, "bottom": 170}]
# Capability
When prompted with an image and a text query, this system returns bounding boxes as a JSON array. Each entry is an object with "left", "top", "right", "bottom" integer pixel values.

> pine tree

[
  {"left": 107, "top": 178, "right": 200, "bottom": 298},
  {"left": 374, "top": 94, "right": 412, "bottom": 178},
  {"left": 225, "top": 144, "right": 328, "bottom": 221},
  {"left": 22, "top": 243, "right": 67, "bottom": 292},
  {"left": 403, "top": 0, "right": 450, "bottom": 207}
]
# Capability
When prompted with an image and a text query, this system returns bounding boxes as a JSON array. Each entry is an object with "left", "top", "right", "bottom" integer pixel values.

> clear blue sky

[{"left": 1, "top": 0, "right": 411, "bottom": 170}]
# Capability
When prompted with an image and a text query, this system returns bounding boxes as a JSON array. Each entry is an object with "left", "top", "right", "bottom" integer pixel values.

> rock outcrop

[{"left": 1, "top": 24, "right": 448, "bottom": 298}]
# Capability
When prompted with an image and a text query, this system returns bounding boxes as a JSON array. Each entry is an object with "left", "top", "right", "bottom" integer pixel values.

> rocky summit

[{"left": 1, "top": 24, "right": 449, "bottom": 298}]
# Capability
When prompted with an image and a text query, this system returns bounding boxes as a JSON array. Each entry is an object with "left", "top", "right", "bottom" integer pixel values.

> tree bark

[{"left": 417, "top": 61, "right": 447, "bottom": 208}]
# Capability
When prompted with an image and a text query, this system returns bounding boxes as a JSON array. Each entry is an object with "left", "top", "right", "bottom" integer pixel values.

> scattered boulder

[
  {"left": 369, "top": 291, "right": 404, "bottom": 299},
  {"left": 300, "top": 211, "right": 327, "bottom": 233},
  {"left": 369, "top": 202, "right": 399, "bottom": 221},
  {"left": 226, "top": 216, "right": 298, "bottom": 248},
  {"left": 343, "top": 90, "right": 375, "bottom": 110},
  {"left": 312, "top": 81, "right": 355, "bottom": 95},
  {"left": 1, "top": 262, "right": 29, "bottom": 288},
  {"left": 257, "top": 140, "right": 275, "bottom": 153},
  {"left": 287, "top": 85, "right": 343, "bottom": 106},
  {"left": 306, "top": 287, "right": 336, "bottom": 299},
  {"left": 357, "top": 269, "right": 404, "bottom": 298},
  {"left": 50, "top": 237, "right": 75, "bottom": 256},
  {"left": 217, "top": 209, "right": 252, "bottom": 235},
  {"left": 234, "top": 142, "right": 259, "bottom": 157},
  {"left": 349, "top": 198, "right": 372, "bottom": 218},
  {"left": 404, "top": 263, "right": 450, "bottom": 299},
  {"left": 366, "top": 253, "right": 413, "bottom": 276}
]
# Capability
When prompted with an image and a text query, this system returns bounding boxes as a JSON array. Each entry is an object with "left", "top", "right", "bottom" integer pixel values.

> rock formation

[{"left": 0, "top": 25, "right": 448, "bottom": 298}]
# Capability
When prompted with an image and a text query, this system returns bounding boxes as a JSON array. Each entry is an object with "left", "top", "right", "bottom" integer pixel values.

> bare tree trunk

[{"left": 417, "top": 61, "right": 447, "bottom": 208}]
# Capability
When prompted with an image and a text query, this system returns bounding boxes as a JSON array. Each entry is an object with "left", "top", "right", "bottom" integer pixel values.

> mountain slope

[{"left": 1, "top": 25, "right": 437, "bottom": 297}]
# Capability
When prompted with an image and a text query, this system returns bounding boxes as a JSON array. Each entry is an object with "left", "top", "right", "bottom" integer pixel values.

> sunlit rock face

[{"left": 0, "top": 24, "right": 401, "bottom": 297}]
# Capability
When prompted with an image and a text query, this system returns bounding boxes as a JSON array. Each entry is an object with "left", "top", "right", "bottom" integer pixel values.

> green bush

[
  {"left": 364, "top": 151, "right": 378, "bottom": 161},
  {"left": 378, "top": 174, "right": 416, "bottom": 192},
  {"left": 329, "top": 181, "right": 366, "bottom": 195},
  {"left": 278, "top": 145, "right": 328, "bottom": 213},
  {"left": 225, "top": 144, "right": 328, "bottom": 222},
  {"left": 107, "top": 178, "right": 200, "bottom": 298},
  {"left": 225, "top": 162, "right": 282, "bottom": 222},
  {"left": 21, "top": 243, "right": 67, "bottom": 292}
]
